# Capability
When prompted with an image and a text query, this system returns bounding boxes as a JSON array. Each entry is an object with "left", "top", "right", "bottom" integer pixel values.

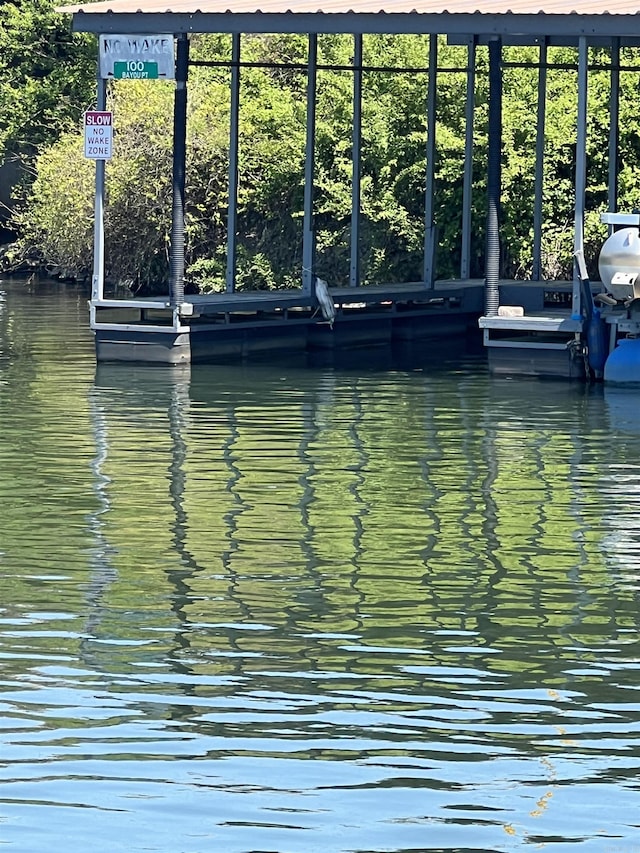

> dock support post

[
  {"left": 484, "top": 36, "right": 502, "bottom": 316},
  {"left": 226, "top": 33, "right": 241, "bottom": 293},
  {"left": 460, "top": 36, "right": 476, "bottom": 281},
  {"left": 608, "top": 37, "right": 620, "bottom": 225},
  {"left": 572, "top": 36, "right": 588, "bottom": 318},
  {"left": 532, "top": 38, "right": 547, "bottom": 281},
  {"left": 302, "top": 33, "right": 318, "bottom": 296},
  {"left": 169, "top": 33, "right": 189, "bottom": 308},
  {"left": 349, "top": 33, "right": 363, "bottom": 288},
  {"left": 91, "top": 75, "right": 107, "bottom": 302},
  {"left": 424, "top": 34, "right": 438, "bottom": 288}
]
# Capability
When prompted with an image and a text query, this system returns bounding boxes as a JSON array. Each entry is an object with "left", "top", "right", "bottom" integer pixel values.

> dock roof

[{"left": 56, "top": 0, "right": 640, "bottom": 38}]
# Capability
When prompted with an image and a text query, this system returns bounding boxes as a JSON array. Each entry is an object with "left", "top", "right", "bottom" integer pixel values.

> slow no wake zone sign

[{"left": 84, "top": 111, "right": 113, "bottom": 160}]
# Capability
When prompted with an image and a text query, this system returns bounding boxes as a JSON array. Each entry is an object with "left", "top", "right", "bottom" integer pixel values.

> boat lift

[{"left": 57, "top": 0, "right": 640, "bottom": 379}]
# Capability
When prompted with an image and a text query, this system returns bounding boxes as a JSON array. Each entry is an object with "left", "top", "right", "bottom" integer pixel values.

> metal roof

[
  {"left": 56, "top": 0, "right": 640, "bottom": 10},
  {"left": 56, "top": 0, "right": 640, "bottom": 37}
]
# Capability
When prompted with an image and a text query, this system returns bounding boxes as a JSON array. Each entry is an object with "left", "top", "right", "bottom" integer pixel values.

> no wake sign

[{"left": 99, "top": 34, "right": 175, "bottom": 80}]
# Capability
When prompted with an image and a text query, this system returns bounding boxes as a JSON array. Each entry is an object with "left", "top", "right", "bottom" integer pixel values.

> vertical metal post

[
  {"left": 91, "top": 75, "right": 107, "bottom": 302},
  {"left": 608, "top": 37, "right": 620, "bottom": 224},
  {"left": 460, "top": 36, "right": 476, "bottom": 281},
  {"left": 573, "top": 36, "right": 588, "bottom": 317},
  {"left": 424, "top": 33, "right": 438, "bottom": 288},
  {"left": 350, "top": 33, "right": 363, "bottom": 288},
  {"left": 484, "top": 37, "right": 502, "bottom": 316},
  {"left": 170, "top": 33, "right": 189, "bottom": 307},
  {"left": 226, "top": 33, "right": 241, "bottom": 293},
  {"left": 302, "top": 33, "right": 318, "bottom": 296},
  {"left": 532, "top": 38, "right": 547, "bottom": 281}
]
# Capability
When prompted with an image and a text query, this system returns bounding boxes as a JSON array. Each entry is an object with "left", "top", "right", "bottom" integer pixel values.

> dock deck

[
  {"left": 89, "top": 278, "right": 583, "bottom": 365},
  {"left": 90, "top": 279, "right": 492, "bottom": 363},
  {"left": 93, "top": 279, "right": 485, "bottom": 313},
  {"left": 479, "top": 303, "right": 587, "bottom": 379}
]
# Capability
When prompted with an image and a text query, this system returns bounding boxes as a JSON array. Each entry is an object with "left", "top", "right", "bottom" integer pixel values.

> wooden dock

[
  {"left": 58, "top": 0, "right": 640, "bottom": 379},
  {"left": 90, "top": 280, "right": 487, "bottom": 364},
  {"left": 89, "top": 278, "right": 592, "bottom": 367}
]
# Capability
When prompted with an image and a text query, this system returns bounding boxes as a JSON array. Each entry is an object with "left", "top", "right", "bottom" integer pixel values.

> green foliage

[
  {"left": 19, "top": 82, "right": 175, "bottom": 286},
  {"left": 103, "top": 81, "right": 175, "bottom": 289},
  {"left": 18, "top": 132, "right": 94, "bottom": 275},
  {"left": 13, "top": 29, "right": 640, "bottom": 289},
  {"left": 0, "top": 0, "right": 95, "bottom": 159}
]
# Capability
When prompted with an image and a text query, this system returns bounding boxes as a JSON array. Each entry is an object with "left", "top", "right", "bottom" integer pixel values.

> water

[{"left": 1, "top": 279, "right": 639, "bottom": 852}]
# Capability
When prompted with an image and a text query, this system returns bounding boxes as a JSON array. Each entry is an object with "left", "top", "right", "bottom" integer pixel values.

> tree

[
  {"left": 0, "top": 0, "right": 95, "bottom": 160},
  {"left": 14, "top": 32, "right": 640, "bottom": 288},
  {"left": 0, "top": 0, "right": 95, "bottom": 246}
]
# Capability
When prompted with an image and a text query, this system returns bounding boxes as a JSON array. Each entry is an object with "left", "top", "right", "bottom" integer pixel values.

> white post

[{"left": 91, "top": 75, "right": 107, "bottom": 302}]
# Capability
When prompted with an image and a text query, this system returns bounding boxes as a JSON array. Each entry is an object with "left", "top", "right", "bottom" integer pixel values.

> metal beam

[
  {"left": 608, "top": 36, "right": 620, "bottom": 220},
  {"left": 424, "top": 33, "right": 437, "bottom": 288},
  {"left": 449, "top": 34, "right": 640, "bottom": 47},
  {"left": 302, "top": 33, "right": 317, "bottom": 296},
  {"left": 460, "top": 36, "right": 475, "bottom": 280},
  {"left": 572, "top": 36, "right": 588, "bottom": 317},
  {"left": 69, "top": 11, "right": 640, "bottom": 39},
  {"left": 349, "top": 33, "right": 363, "bottom": 288},
  {"left": 225, "top": 33, "right": 241, "bottom": 293},
  {"left": 169, "top": 33, "right": 189, "bottom": 307},
  {"left": 532, "top": 37, "right": 547, "bottom": 281},
  {"left": 484, "top": 36, "right": 502, "bottom": 316}
]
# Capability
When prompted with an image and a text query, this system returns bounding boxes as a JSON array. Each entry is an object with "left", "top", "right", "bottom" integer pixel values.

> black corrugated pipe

[
  {"left": 169, "top": 34, "right": 189, "bottom": 307},
  {"left": 484, "top": 36, "right": 502, "bottom": 317}
]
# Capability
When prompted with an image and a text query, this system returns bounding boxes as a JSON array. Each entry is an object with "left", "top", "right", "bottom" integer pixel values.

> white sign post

[
  {"left": 84, "top": 111, "right": 113, "bottom": 160},
  {"left": 99, "top": 34, "right": 175, "bottom": 80}
]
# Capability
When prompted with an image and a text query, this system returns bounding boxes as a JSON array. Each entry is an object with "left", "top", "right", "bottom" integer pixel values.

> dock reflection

[{"left": 86, "top": 362, "right": 640, "bottom": 709}]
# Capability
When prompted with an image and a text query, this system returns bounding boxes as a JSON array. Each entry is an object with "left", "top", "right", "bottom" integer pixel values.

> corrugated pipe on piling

[
  {"left": 170, "top": 34, "right": 189, "bottom": 308},
  {"left": 484, "top": 37, "right": 502, "bottom": 317}
]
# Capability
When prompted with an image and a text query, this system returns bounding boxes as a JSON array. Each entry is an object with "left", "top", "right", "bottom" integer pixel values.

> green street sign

[{"left": 114, "top": 60, "right": 159, "bottom": 80}]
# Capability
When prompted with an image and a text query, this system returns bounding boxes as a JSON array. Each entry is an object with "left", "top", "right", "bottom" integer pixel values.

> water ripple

[{"left": 1, "top": 282, "right": 640, "bottom": 851}]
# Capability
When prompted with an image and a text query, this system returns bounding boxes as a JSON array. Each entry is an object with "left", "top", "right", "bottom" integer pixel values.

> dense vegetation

[
  {"left": 4, "top": 0, "right": 640, "bottom": 290},
  {"left": 0, "top": 0, "right": 95, "bottom": 246},
  {"left": 0, "top": 0, "right": 94, "bottom": 155}
]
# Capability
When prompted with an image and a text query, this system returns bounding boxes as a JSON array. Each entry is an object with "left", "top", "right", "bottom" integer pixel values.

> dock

[
  {"left": 91, "top": 280, "right": 485, "bottom": 363},
  {"left": 478, "top": 281, "right": 586, "bottom": 379},
  {"left": 56, "top": 0, "right": 640, "bottom": 378}
]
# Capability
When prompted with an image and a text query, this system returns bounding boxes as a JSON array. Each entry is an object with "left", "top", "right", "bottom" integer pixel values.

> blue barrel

[{"left": 604, "top": 337, "right": 640, "bottom": 384}]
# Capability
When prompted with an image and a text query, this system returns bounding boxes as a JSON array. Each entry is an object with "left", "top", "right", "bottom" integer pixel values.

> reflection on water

[{"left": 1, "top": 280, "right": 640, "bottom": 852}]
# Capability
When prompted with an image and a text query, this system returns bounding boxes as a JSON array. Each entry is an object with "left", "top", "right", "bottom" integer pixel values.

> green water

[{"left": 1, "top": 279, "right": 639, "bottom": 852}]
